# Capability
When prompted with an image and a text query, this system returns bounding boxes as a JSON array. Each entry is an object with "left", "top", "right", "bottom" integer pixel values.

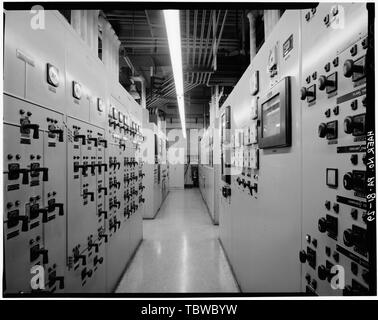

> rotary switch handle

[
  {"left": 84, "top": 191, "right": 95, "bottom": 202},
  {"left": 14, "top": 215, "right": 29, "bottom": 232},
  {"left": 99, "top": 139, "right": 108, "bottom": 148},
  {"left": 74, "top": 134, "right": 86, "bottom": 145},
  {"left": 22, "top": 123, "right": 40, "bottom": 139},
  {"left": 39, "top": 207, "right": 50, "bottom": 223},
  {"left": 89, "top": 242, "right": 99, "bottom": 253},
  {"left": 88, "top": 137, "right": 98, "bottom": 147},
  {"left": 343, "top": 59, "right": 364, "bottom": 78},
  {"left": 98, "top": 210, "right": 108, "bottom": 219},
  {"left": 74, "top": 253, "right": 86, "bottom": 266},
  {"left": 49, "top": 275, "right": 65, "bottom": 290},
  {"left": 50, "top": 128, "right": 64, "bottom": 142},
  {"left": 318, "top": 75, "right": 335, "bottom": 91},
  {"left": 99, "top": 233, "right": 108, "bottom": 243},
  {"left": 38, "top": 248, "right": 49, "bottom": 264},
  {"left": 8, "top": 167, "right": 30, "bottom": 184},
  {"left": 54, "top": 203, "right": 64, "bottom": 216},
  {"left": 34, "top": 167, "right": 49, "bottom": 181},
  {"left": 98, "top": 187, "right": 107, "bottom": 195}
]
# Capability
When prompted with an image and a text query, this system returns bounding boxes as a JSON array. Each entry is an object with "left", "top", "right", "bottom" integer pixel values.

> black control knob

[
  {"left": 317, "top": 265, "right": 329, "bottom": 281},
  {"left": 74, "top": 134, "right": 86, "bottom": 145},
  {"left": 343, "top": 59, "right": 364, "bottom": 78},
  {"left": 301, "top": 87, "right": 315, "bottom": 100},
  {"left": 299, "top": 250, "right": 307, "bottom": 263},
  {"left": 343, "top": 172, "right": 353, "bottom": 190},
  {"left": 343, "top": 228, "right": 355, "bottom": 247},
  {"left": 49, "top": 274, "right": 64, "bottom": 290},
  {"left": 318, "top": 217, "right": 327, "bottom": 233},
  {"left": 318, "top": 123, "right": 328, "bottom": 138},
  {"left": 318, "top": 75, "right": 335, "bottom": 91},
  {"left": 344, "top": 116, "right": 364, "bottom": 134}
]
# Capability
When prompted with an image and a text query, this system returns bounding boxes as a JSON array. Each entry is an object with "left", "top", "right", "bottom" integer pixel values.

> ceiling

[{"left": 103, "top": 9, "right": 255, "bottom": 119}]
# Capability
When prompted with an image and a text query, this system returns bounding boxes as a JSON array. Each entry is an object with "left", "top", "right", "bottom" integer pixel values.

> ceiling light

[{"left": 163, "top": 10, "right": 186, "bottom": 139}]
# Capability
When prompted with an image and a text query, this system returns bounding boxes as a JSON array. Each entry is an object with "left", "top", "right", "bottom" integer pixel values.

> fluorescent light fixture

[{"left": 163, "top": 10, "right": 186, "bottom": 139}]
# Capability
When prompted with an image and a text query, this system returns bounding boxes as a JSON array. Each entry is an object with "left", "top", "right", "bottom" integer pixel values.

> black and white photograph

[{"left": 0, "top": 1, "right": 376, "bottom": 303}]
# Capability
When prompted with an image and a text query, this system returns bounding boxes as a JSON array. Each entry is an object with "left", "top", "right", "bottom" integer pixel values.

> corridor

[{"left": 116, "top": 189, "right": 239, "bottom": 293}]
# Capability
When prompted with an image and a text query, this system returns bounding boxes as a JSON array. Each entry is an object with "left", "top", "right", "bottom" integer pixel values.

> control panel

[
  {"left": 3, "top": 10, "right": 144, "bottom": 295},
  {"left": 299, "top": 3, "right": 371, "bottom": 296}
]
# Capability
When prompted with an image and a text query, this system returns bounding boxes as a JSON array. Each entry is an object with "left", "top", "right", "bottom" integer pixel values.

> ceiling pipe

[
  {"left": 246, "top": 10, "right": 260, "bottom": 62},
  {"left": 263, "top": 10, "right": 281, "bottom": 39},
  {"left": 131, "top": 76, "right": 146, "bottom": 109}
]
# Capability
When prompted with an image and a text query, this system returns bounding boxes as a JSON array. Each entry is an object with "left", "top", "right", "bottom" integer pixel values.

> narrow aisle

[{"left": 116, "top": 189, "right": 239, "bottom": 293}]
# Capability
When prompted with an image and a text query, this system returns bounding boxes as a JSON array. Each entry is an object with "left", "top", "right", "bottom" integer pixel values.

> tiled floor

[{"left": 116, "top": 188, "right": 239, "bottom": 293}]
